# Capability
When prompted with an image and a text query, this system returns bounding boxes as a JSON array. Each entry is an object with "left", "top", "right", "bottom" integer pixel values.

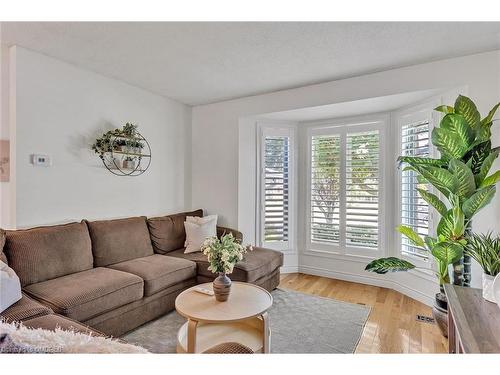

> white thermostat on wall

[{"left": 31, "top": 154, "right": 52, "bottom": 167}]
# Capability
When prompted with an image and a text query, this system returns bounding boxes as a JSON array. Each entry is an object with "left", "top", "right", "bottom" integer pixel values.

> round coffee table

[{"left": 175, "top": 282, "right": 273, "bottom": 353}]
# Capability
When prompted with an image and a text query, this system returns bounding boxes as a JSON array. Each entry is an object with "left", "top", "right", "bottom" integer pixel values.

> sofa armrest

[{"left": 216, "top": 226, "right": 243, "bottom": 242}]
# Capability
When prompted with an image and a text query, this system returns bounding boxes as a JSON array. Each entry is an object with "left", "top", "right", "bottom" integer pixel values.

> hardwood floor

[{"left": 279, "top": 273, "right": 448, "bottom": 353}]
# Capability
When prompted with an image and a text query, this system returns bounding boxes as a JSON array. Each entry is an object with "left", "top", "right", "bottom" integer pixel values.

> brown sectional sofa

[{"left": 0, "top": 209, "right": 283, "bottom": 339}]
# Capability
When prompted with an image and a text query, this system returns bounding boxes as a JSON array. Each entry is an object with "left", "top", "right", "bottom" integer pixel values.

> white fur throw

[{"left": 0, "top": 320, "right": 148, "bottom": 353}]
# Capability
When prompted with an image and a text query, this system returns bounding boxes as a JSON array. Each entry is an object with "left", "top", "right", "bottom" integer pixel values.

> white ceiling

[{"left": 1, "top": 22, "right": 500, "bottom": 106}]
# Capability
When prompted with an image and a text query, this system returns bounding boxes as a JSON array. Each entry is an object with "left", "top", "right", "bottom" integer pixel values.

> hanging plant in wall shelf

[{"left": 92, "top": 123, "right": 151, "bottom": 176}]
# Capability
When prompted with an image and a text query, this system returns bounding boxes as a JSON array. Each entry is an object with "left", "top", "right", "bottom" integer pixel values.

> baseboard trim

[
  {"left": 281, "top": 265, "right": 299, "bottom": 274},
  {"left": 297, "top": 265, "right": 435, "bottom": 307}
]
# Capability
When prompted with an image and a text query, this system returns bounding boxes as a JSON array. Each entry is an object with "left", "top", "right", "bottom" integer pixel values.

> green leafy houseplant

[
  {"left": 466, "top": 232, "right": 500, "bottom": 302},
  {"left": 366, "top": 95, "right": 500, "bottom": 290},
  {"left": 465, "top": 232, "right": 500, "bottom": 277}
]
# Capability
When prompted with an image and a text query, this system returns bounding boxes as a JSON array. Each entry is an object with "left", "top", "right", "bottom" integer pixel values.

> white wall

[
  {"left": 192, "top": 50, "right": 500, "bottom": 305},
  {"left": 9, "top": 46, "right": 192, "bottom": 228},
  {"left": 0, "top": 42, "right": 13, "bottom": 228}
]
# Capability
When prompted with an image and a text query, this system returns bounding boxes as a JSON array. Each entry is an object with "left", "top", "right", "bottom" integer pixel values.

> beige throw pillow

[{"left": 184, "top": 215, "right": 217, "bottom": 254}]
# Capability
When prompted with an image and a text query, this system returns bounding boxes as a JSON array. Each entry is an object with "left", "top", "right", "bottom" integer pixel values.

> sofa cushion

[
  {"left": 108, "top": 254, "right": 196, "bottom": 296},
  {"left": 168, "top": 246, "right": 283, "bottom": 282},
  {"left": 4, "top": 222, "right": 93, "bottom": 286},
  {"left": 0, "top": 293, "right": 53, "bottom": 323},
  {"left": 147, "top": 209, "right": 203, "bottom": 254},
  {"left": 24, "top": 267, "right": 144, "bottom": 321},
  {"left": 86, "top": 217, "right": 154, "bottom": 267}
]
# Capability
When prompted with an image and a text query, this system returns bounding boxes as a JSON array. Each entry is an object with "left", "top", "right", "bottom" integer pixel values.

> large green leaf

[
  {"left": 431, "top": 243, "right": 464, "bottom": 265},
  {"left": 481, "top": 170, "right": 500, "bottom": 188},
  {"left": 462, "top": 185, "right": 496, "bottom": 218},
  {"left": 480, "top": 102, "right": 500, "bottom": 127},
  {"left": 431, "top": 128, "right": 469, "bottom": 159},
  {"left": 434, "top": 105, "right": 454, "bottom": 114},
  {"left": 414, "top": 165, "right": 459, "bottom": 197},
  {"left": 465, "top": 140, "right": 492, "bottom": 175},
  {"left": 455, "top": 95, "right": 481, "bottom": 129},
  {"left": 417, "top": 188, "right": 448, "bottom": 216},
  {"left": 475, "top": 151, "right": 499, "bottom": 186},
  {"left": 440, "top": 113, "right": 475, "bottom": 148},
  {"left": 397, "top": 156, "right": 446, "bottom": 168},
  {"left": 365, "top": 257, "right": 416, "bottom": 274},
  {"left": 437, "top": 207, "right": 465, "bottom": 239},
  {"left": 452, "top": 204, "right": 465, "bottom": 238},
  {"left": 396, "top": 225, "right": 425, "bottom": 248},
  {"left": 437, "top": 210, "right": 454, "bottom": 238},
  {"left": 477, "top": 122, "right": 492, "bottom": 143},
  {"left": 448, "top": 159, "right": 475, "bottom": 198},
  {"left": 424, "top": 236, "right": 437, "bottom": 250}
]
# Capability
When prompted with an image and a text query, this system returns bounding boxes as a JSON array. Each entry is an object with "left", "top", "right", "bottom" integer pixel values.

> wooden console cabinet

[{"left": 444, "top": 284, "right": 500, "bottom": 353}]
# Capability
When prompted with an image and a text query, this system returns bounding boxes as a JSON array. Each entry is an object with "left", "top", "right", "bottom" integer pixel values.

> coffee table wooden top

[{"left": 175, "top": 282, "right": 273, "bottom": 323}]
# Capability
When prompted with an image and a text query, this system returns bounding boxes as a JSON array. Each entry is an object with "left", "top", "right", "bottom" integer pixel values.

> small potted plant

[
  {"left": 114, "top": 138, "right": 127, "bottom": 152},
  {"left": 201, "top": 233, "right": 251, "bottom": 302},
  {"left": 122, "top": 122, "right": 138, "bottom": 136},
  {"left": 122, "top": 156, "right": 137, "bottom": 170},
  {"left": 127, "top": 139, "right": 144, "bottom": 154},
  {"left": 91, "top": 132, "right": 113, "bottom": 158},
  {"left": 465, "top": 232, "right": 500, "bottom": 302}
]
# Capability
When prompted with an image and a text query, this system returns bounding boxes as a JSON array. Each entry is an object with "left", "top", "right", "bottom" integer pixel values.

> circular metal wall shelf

[{"left": 100, "top": 131, "right": 151, "bottom": 177}]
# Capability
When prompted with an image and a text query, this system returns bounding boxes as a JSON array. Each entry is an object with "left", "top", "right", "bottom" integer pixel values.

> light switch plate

[{"left": 31, "top": 154, "right": 51, "bottom": 167}]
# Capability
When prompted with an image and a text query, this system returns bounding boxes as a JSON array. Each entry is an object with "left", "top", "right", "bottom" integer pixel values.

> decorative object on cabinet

[
  {"left": 91, "top": 123, "right": 151, "bottom": 176},
  {"left": 465, "top": 232, "right": 500, "bottom": 302}
]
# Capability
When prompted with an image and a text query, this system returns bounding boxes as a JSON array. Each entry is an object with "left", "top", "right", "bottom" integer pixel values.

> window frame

[
  {"left": 257, "top": 123, "right": 296, "bottom": 252},
  {"left": 305, "top": 114, "right": 388, "bottom": 259},
  {"left": 394, "top": 102, "right": 439, "bottom": 268}
]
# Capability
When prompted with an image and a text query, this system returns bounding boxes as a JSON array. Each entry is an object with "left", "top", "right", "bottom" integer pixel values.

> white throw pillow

[
  {"left": 0, "top": 261, "right": 22, "bottom": 313},
  {"left": 184, "top": 216, "right": 217, "bottom": 254},
  {"left": 185, "top": 214, "right": 218, "bottom": 226}
]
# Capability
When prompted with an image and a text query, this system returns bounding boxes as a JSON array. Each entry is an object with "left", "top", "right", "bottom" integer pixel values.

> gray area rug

[{"left": 121, "top": 288, "right": 371, "bottom": 353}]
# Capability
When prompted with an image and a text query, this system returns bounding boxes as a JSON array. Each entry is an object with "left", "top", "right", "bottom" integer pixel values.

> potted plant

[
  {"left": 122, "top": 156, "right": 137, "bottom": 170},
  {"left": 91, "top": 132, "right": 113, "bottom": 158},
  {"left": 201, "top": 233, "right": 250, "bottom": 302},
  {"left": 365, "top": 95, "right": 500, "bottom": 336},
  {"left": 465, "top": 232, "right": 500, "bottom": 302},
  {"left": 122, "top": 122, "right": 138, "bottom": 137},
  {"left": 127, "top": 139, "right": 144, "bottom": 154},
  {"left": 114, "top": 138, "right": 127, "bottom": 152}
]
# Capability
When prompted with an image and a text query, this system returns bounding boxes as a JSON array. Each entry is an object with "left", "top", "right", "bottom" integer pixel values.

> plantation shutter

[
  {"left": 400, "top": 121, "right": 430, "bottom": 259},
  {"left": 310, "top": 135, "right": 341, "bottom": 245},
  {"left": 345, "top": 130, "right": 380, "bottom": 249},
  {"left": 263, "top": 135, "right": 290, "bottom": 243}
]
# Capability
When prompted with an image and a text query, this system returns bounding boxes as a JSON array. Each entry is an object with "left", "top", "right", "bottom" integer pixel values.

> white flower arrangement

[{"left": 201, "top": 233, "right": 252, "bottom": 274}]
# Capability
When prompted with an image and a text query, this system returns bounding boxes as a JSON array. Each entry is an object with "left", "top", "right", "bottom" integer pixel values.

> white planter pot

[
  {"left": 123, "top": 159, "right": 137, "bottom": 170},
  {"left": 482, "top": 273, "right": 496, "bottom": 303},
  {"left": 493, "top": 274, "right": 500, "bottom": 310}
]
